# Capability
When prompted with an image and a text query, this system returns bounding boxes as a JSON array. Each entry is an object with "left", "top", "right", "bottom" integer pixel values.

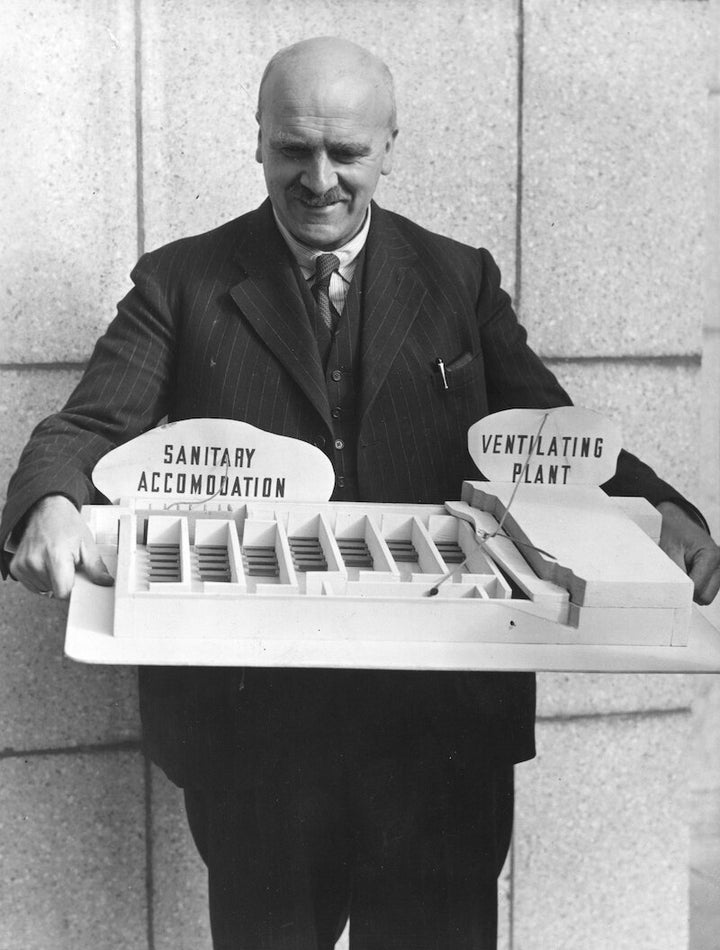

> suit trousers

[{"left": 182, "top": 670, "right": 514, "bottom": 950}]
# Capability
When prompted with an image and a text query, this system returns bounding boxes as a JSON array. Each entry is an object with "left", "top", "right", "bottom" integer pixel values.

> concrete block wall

[{"left": 0, "top": 1, "right": 715, "bottom": 948}]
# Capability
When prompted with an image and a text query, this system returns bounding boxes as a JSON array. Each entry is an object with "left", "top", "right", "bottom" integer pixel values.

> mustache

[{"left": 288, "top": 184, "right": 348, "bottom": 207}]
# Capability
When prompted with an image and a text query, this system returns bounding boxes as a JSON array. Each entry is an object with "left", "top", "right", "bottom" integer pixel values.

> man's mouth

[
  {"left": 300, "top": 200, "right": 338, "bottom": 211},
  {"left": 290, "top": 187, "right": 347, "bottom": 209}
]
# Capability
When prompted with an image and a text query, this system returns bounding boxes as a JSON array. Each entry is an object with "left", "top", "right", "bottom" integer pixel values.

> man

[{"left": 3, "top": 36, "right": 719, "bottom": 950}]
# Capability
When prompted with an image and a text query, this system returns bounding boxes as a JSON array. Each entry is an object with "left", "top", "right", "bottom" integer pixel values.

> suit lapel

[
  {"left": 229, "top": 201, "right": 332, "bottom": 431},
  {"left": 359, "top": 206, "right": 428, "bottom": 421},
  {"left": 228, "top": 201, "right": 428, "bottom": 431}
]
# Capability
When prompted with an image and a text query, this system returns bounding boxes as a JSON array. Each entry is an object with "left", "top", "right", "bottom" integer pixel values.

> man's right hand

[{"left": 9, "top": 495, "right": 114, "bottom": 600}]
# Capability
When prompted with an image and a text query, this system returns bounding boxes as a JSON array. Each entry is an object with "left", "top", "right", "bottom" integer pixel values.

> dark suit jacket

[{"left": 1, "top": 200, "right": 693, "bottom": 787}]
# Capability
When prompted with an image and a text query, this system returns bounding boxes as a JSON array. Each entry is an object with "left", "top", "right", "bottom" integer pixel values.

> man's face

[{"left": 256, "top": 71, "right": 397, "bottom": 249}]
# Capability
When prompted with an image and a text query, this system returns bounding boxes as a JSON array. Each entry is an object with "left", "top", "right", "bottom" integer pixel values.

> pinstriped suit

[
  {"left": 1, "top": 198, "right": 689, "bottom": 790},
  {"left": 2, "top": 197, "right": 696, "bottom": 946}
]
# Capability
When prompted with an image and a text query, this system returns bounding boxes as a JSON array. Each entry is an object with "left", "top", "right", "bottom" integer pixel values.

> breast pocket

[{"left": 443, "top": 350, "right": 485, "bottom": 392}]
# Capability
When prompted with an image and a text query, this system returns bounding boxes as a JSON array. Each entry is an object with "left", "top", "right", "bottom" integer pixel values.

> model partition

[{"left": 92, "top": 501, "right": 530, "bottom": 640}]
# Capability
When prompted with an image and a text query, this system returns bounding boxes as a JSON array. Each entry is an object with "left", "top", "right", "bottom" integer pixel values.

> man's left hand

[{"left": 657, "top": 501, "right": 720, "bottom": 605}]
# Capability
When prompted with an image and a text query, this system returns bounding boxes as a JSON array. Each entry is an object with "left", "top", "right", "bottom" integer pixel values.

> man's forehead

[
  {"left": 267, "top": 75, "right": 385, "bottom": 112},
  {"left": 265, "top": 100, "right": 381, "bottom": 131},
  {"left": 261, "top": 100, "right": 390, "bottom": 143}
]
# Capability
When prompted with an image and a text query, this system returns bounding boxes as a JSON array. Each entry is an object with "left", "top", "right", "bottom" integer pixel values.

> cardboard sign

[
  {"left": 467, "top": 407, "right": 622, "bottom": 486},
  {"left": 92, "top": 419, "right": 336, "bottom": 504}
]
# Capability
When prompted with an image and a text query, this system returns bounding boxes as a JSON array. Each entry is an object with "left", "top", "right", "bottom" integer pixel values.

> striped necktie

[{"left": 313, "top": 252, "right": 340, "bottom": 331}]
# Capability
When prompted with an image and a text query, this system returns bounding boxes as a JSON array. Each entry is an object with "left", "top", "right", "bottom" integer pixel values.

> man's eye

[{"left": 281, "top": 147, "right": 307, "bottom": 159}]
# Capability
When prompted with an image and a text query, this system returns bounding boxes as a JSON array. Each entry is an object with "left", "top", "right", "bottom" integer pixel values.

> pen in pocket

[
  {"left": 435, "top": 352, "right": 474, "bottom": 390},
  {"left": 435, "top": 357, "right": 448, "bottom": 390}
]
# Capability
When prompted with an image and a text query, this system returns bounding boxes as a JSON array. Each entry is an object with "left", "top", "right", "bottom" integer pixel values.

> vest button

[
  {"left": 331, "top": 407, "right": 342, "bottom": 419},
  {"left": 314, "top": 436, "right": 326, "bottom": 449},
  {"left": 331, "top": 369, "right": 342, "bottom": 382},
  {"left": 334, "top": 439, "right": 345, "bottom": 450},
  {"left": 336, "top": 476, "right": 346, "bottom": 488}
]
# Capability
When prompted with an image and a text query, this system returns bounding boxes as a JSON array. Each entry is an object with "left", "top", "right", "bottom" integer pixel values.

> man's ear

[
  {"left": 381, "top": 129, "right": 399, "bottom": 176},
  {"left": 255, "top": 114, "right": 263, "bottom": 164}
]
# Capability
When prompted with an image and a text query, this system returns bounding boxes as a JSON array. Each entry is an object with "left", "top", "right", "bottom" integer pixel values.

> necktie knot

[{"left": 313, "top": 253, "right": 340, "bottom": 291}]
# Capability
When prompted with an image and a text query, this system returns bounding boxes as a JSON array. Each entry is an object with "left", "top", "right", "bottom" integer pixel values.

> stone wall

[{"left": 0, "top": 1, "right": 714, "bottom": 947}]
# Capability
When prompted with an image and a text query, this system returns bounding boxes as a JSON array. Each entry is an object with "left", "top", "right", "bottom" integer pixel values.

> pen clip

[{"left": 435, "top": 357, "right": 449, "bottom": 391}]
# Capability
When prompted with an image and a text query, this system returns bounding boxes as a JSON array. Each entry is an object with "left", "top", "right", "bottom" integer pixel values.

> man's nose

[{"left": 300, "top": 152, "right": 338, "bottom": 195}]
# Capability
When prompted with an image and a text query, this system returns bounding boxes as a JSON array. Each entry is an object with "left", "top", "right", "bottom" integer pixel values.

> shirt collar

[{"left": 273, "top": 206, "right": 372, "bottom": 279}]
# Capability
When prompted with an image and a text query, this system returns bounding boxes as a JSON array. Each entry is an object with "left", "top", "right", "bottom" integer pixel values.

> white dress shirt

[{"left": 273, "top": 208, "right": 371, "bottom": 314}]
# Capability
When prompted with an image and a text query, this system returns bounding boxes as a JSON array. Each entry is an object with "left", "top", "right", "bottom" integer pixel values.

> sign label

[
  {"left": 92, "top": 419, "right": 336, "bottom": 504},
  {"left": 467, "top": 407, "right": 622, "bottom": 486}
]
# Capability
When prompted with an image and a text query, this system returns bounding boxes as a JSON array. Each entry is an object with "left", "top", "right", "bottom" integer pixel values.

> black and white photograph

[{"left": 1, "top": 2, "right": 719, "bottom": 948}]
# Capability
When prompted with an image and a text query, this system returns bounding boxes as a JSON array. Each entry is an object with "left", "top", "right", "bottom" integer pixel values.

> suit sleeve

[
  {"left": 0, "top": 252, "right": 177, "bottom": 573},
  {"left": 475, "top": 248, "right": 707, "bottom": 527}
]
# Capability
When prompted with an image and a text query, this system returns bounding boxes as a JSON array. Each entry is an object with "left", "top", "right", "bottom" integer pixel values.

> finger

[
  {"left": 689, "top": 548, "right": 720, "bottom": 606},
  {"left": 46, "top": 549, "right": 78, "bottom": 601},
  {"left": 9, "top": 552, "right": 53, "bottom": 596},
  {"left": 78, "top": 539, "right": 115, "bottom": 587},
  {"left": 17, "top": 574, "right": 53, "bottom": 597},
  {"left": 658, "top": 530, "right": 684, "bottom": 570},
  {"left": 12, "top": 568, "right": 53, "bottom": 597},
  {"left": 696, "top": 573, "right": 720, "bottom": 607}
]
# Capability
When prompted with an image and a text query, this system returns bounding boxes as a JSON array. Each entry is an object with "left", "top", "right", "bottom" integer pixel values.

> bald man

[{"left": 3, "top": 36, "right": 719, "bottom": 950}]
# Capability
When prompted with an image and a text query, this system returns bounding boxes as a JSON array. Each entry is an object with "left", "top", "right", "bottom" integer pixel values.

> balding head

[
  {"left": 257, "top": 37, "right": 397, "bottom": 133},
  {"left": 255, "top": 37, "right": 399, "bottom": 249}
]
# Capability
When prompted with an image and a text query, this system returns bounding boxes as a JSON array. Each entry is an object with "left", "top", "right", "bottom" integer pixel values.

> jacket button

[
  {"left": 334, "top": 439, "right": 345, "bottom": 450},
  {"left": 331, "top": 407, "right": 342, "bottom": 419},
  {"left": 331, "top": 369, "right": 342, "bottom": 382}
]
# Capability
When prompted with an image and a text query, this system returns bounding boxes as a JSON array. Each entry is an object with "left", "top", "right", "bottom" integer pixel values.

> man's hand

[
  {"left": 657, "top": 501, "right": 720, "bottom": 605},
  {"left": 10, "top": 495, "right": 114, "bottom": 601}
]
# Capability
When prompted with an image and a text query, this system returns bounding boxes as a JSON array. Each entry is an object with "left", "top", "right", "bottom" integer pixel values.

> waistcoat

[{"left": 294, "top": 249, "right": 367, "bottom": 503}]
